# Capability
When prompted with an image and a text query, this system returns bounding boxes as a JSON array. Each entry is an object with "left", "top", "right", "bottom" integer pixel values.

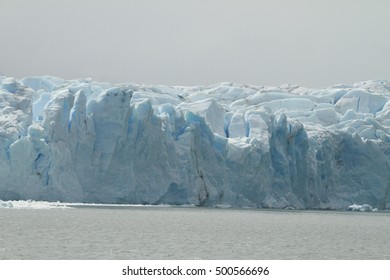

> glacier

[{"left": 1, "top": 75, "right": 390, "bottom": 210}]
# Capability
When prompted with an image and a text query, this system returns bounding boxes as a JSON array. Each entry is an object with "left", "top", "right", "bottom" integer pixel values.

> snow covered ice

[{"left": 1, "top": 75, "right": 390, "bottom": 209}]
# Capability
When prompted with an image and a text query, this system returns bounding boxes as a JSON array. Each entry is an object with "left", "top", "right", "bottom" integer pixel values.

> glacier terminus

[{"left": 1, "top": 75, "right": 390, "bottom": 210}]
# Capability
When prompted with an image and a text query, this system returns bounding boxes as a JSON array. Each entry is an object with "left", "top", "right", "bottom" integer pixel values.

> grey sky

[{"left": 1, "top": 0, "right": 389, "bottom": 87}]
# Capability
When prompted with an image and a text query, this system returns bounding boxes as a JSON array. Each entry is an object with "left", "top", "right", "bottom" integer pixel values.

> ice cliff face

[{"left": 1, "top": 75, "right": 390, "bottom": 209}]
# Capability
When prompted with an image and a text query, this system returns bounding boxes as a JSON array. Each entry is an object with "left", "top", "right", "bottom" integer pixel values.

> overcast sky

[{"left": 1, "top": 0, "right": 389, "bottom": 87}]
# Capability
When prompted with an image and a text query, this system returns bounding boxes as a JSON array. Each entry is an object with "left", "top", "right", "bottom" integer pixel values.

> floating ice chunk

[
  {"left": 347, "top": 204, "right": 374, "bottom": 212},
  {"left": 0, "top": 200, "right": 13, "bottom": 208},
  {"left": 0, "top": 200, "right": 69, "bottom": 209}
]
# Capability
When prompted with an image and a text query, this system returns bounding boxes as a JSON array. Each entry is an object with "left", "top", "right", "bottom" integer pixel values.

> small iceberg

[
  {"left": 347, "top": 204, "right": 378, "bottom": 212},
  {"left": 0, "top": 200, "right": 13, "bottom": 208}
]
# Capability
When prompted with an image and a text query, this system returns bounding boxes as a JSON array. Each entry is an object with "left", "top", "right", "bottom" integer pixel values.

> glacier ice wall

[{"left": 1, "top": 75, "right": 390, "bottom": 209}]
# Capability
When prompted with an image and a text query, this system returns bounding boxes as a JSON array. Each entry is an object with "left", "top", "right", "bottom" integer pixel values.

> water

[{"left": 1, "top": 205, "right": 390, "bottom": 259}]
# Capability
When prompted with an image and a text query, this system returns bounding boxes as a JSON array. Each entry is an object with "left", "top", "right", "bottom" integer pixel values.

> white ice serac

[{"left": 1, "top": 76, "right": 390, "bottom": 209}]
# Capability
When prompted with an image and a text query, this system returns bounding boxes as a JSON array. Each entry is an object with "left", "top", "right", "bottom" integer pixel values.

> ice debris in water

[
  {"left": 0, "top": 76, "right": 390, "bottom": 210},
  {"left": 0, "top": 200, "right": 68, "bottom": 209},
  {"left": 347, "top": 204, "right": 378, "bottom": 212}
]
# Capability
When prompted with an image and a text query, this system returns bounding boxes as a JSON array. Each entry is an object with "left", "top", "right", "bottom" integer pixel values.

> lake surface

[{"left": 1, "top": 205, "right": 389, "bottom": 259}]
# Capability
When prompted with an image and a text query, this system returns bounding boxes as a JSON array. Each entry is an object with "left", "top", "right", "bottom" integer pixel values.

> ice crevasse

[{"left": 1, "top": 75, "right": 390, "bottom": 210}]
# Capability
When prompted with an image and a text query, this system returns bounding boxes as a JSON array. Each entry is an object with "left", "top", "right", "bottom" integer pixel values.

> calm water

[{"left": 1, "top": 205, "right": 389, "bottom": 259}]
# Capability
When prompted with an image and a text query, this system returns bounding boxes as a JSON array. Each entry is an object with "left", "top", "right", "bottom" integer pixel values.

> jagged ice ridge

[{"left": 1, "top": 76, "right": 390, "bottom": 209}]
